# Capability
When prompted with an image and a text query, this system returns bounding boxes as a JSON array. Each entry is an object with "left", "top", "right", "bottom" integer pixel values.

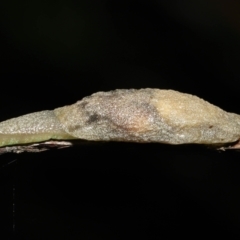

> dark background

[{"left": 1, "top": 0, "right": 240, "bottom": 239}]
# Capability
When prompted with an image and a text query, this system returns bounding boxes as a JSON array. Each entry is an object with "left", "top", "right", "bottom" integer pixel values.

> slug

[{"left": 0, "top": 89, "right": 239, "bottom": 148}]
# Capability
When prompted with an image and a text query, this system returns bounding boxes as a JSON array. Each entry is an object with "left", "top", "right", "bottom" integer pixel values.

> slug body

[{"left": 0, "top": 89, "right": 240, "bottom": 147}]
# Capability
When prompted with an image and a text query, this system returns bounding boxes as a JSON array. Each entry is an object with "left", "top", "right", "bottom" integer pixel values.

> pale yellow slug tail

[{"left": 0, "top": 110, "right": 75, "bottom": 147}]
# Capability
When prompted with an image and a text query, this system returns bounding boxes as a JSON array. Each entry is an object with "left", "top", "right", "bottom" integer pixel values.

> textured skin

[
  {"left": 0, "top": 111, "right": 74, "bottom": 147},
  {"left": 54, "top": 89, "right": 240, "bottom": 144},
  {"left": 0, "top": 89, "right": 239, "bottom": 147}
]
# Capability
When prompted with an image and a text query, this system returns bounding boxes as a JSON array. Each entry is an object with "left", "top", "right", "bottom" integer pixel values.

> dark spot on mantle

[{"left": 87, "top": 113, "right": 100, "bottom": 124}]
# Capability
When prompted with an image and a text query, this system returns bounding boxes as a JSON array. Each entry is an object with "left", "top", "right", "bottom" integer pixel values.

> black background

[{"left": 1, "top": 0, "right": 240, "bottom": 239}]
